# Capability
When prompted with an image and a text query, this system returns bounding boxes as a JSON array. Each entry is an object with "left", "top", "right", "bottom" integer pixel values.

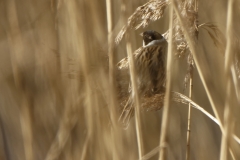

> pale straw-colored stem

[
  {"left": 106, "top": 0, "right": 118, "bottom": 128},
  {"left": 220, "top": 0, "right": 234, "bottom": 159},
  {"left": 231, "top": 66, "right": 240, "bottom": 104},
  {"left": 186, "top": 0, "right": 198, "bottom": 158},
  {"left": 125, "top": 35, "right": 143, "bottom": 159},
  {"left": 106, "top": 0, "right": 120, "bottom": 159},
  {"left": 186, "top": 71, "right": 193, "bottom": 160},
  {"left": 159, "top": 3, "right": 174, "bottom": 160}
]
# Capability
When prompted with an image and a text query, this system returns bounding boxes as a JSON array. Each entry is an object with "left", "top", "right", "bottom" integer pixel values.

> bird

[
  {"left": 117, "top": 30, "right": 168, "bottom": 96},
  {"left": 117, "top": 30, "right": 168, "bottom": 126}
]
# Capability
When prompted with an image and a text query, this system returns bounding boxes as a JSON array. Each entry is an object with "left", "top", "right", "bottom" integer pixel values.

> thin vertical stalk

[
  {"left": 159, "top": 3, "right": 173, "bottom": 160},
  {"left": 106, "top": 0, "right": 119, "bottom": 159},
  {"left": 220, "top": 0, "right": 234, "bottom": 159},
  {"left": 186, "top": 71, "right": 193, "bottom": 160},
  {"left": 125, "top": 35, "right": 143, "bottom": 159},
  {"left": 106, "top": 0, "right": 115, "bottom": 92},
  {"left": 186, "top": 0, "right": 198, "bottom": 158},
  {"left": 219, "top": 85, "right": 231, "bottom": 160},
  {"left": 106, "top": 0, "right": 117, "bottom": 119}
]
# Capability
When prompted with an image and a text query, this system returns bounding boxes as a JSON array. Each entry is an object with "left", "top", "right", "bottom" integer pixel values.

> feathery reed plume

[
  {"left": 167, "top": 0, "right": 198, "bottom": 91},
  {"left": 116, "top": 0, "right": 169, "bottom": 44},
  {"left": 199, "top": 23, "right": 226, "bottom": 51}
]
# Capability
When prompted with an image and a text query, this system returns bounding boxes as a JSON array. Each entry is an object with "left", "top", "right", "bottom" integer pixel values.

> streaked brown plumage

[
  {"left": 117, "top": 30, "right": 168, "bottom": 95},
  {"left": 117, "top": 30, "right": 167, "bottom": 126}
]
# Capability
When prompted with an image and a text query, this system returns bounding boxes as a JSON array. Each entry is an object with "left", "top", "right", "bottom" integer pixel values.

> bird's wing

[
  {"left": 116, "top": 46, "right": 159, "bottom": 70},
  {"left": 117, "top": 47, "right": 143, "bottom": 70}
]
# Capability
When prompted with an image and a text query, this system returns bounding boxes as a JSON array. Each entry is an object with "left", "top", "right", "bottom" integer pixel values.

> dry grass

[{"left": 1, "top": 0, "right": 240, "bottom": 160}]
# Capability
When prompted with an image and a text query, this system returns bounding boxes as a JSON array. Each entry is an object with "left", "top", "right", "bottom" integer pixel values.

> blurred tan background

[{"left": 0, "top": 0, "right": 240, "bottom": 160}]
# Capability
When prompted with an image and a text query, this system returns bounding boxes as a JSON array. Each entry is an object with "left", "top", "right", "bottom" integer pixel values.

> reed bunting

[
  {"left": 116, "top": 30, "right": 167, "bottom": 126},
  {"left": 117, "top": 30, "right": 168, "bottom": 96}
]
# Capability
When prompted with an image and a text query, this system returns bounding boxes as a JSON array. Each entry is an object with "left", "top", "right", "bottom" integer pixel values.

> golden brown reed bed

[{"left": 0, "top": 0, "right": 240, "bottom": 160}]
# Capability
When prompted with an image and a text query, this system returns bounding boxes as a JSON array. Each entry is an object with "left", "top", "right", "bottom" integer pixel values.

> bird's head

[{"left": 140, "top": 30, "right": 164, "bottom": 46}]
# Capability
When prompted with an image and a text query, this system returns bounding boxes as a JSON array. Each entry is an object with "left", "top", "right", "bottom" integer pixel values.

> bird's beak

[{"left": 139, "top": 32, "right": 143, "bottom": 36}]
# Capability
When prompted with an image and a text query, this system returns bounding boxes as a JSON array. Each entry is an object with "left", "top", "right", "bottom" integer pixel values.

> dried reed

[
  {"left": 220, "top": 0, "right": 235, "bottom": 159},
  {"left": 1, "top": 0, "right": 240, "bottom": 160},
  {"left": 159, "top": 3, "right": 174, "bottom": 159}
]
